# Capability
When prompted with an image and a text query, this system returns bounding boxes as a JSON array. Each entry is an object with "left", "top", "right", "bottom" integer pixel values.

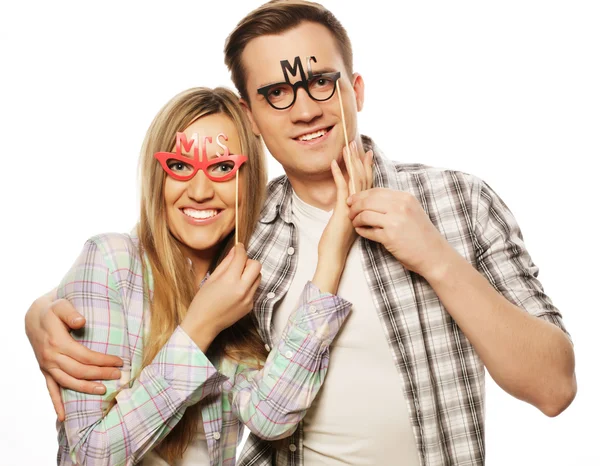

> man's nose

[{"left": 290, "top": 87, "right": 324, "bottom": 124}]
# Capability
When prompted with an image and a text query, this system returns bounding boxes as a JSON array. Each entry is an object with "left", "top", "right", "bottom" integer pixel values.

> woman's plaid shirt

[{"left": 55, "top": 233, "right": 351, "bottom": 466}]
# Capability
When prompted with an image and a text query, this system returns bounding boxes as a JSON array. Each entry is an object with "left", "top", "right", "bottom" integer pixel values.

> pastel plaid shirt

[
  {"left": 56, "top": 233, "right": 351, "bottom": 466},
  {"left": 238, "top": 136, "right": 569, "bottom": 466}
]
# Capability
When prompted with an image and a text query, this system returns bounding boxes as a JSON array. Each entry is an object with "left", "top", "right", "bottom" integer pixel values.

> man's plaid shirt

[{"left": 240, "top": 136, "right": 569, "bottom": 466}]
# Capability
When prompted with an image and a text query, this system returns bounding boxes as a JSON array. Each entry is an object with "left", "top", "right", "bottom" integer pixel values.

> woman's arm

[
  {"left": 58, "top": 235, "right": 227, "bottom": 466},
  {"left": 229, "top": 281, "right": 351, "bottom": 439},
  {"left": 230, "top": 144, "right": 373, "bottom": 440}
]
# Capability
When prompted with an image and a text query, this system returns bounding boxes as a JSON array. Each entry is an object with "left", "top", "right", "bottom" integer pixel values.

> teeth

[
  {"left": 183, "top": 208, "right": 219, "bottom": 219},
  {"left": 298, "top": 129, "right": 327, "bottom": 141}
]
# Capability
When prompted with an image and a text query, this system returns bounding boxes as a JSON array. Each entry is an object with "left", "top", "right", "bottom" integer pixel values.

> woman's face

[{"left": 163, "top": 113, "right": 242, "bottom": 259}]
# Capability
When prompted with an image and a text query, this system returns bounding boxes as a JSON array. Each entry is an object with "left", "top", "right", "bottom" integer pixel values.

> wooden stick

[
  {"left": 336, "top": 80, "right": 355, "bottom": 194},
  {"left": 235, "top": 170, "right": 239, "bottom": 245}
]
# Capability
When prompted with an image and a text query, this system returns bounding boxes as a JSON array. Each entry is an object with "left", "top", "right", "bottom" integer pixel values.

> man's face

[{"left": 241, "top": 22, "right": 364, "bottom": 181}]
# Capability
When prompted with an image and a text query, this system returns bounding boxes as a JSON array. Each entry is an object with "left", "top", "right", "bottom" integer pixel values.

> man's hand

[
  {"left": 347, "top": 188, "right": 451, "bottom": 280},
  {"left": 25, "top": 291, "right": 123, "bottom": 421}
]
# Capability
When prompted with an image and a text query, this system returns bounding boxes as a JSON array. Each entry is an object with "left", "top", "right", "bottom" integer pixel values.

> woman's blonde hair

[{"left": 137, "top": 87, "right": 268, "bottom": 462}]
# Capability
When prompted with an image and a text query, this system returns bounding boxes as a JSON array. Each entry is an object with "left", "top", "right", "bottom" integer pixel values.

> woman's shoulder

[{"left": 84, "top": 231, "right": 144, "bottom": 275}]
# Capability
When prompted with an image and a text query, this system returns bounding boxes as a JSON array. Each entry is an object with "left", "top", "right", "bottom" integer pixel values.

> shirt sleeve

[
  {"left": 57, "top": 237, "right": 227, "bottom": 466},
  {"left": 229, "top": 281, "right": 351, "bottom": 440},
  {"left": 471, "top": 177, "right": 570, "bottom": 337}
]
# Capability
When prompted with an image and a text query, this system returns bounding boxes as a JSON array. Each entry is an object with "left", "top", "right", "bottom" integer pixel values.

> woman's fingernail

[
  {"left": 111, "top": 370, "right": 121, "bottom": 379},
  {"left": 93, "top": 386, "right": 106, "bottom": 395}
]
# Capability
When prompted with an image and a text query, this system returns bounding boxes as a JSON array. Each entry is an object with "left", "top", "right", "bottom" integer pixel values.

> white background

[{"left": 1, "top": 1, "right": 599, "bottom": 464}]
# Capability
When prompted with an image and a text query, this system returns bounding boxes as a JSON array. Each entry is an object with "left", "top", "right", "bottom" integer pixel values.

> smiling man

[
  {"left": 223, "top": 2, "right": 576, "bottom": 465},
  {"left": 25, "top": 1, "right": 576, "bottom": 465}
]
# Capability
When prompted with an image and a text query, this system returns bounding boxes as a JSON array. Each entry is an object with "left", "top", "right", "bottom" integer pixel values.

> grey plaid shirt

[{"left": 240, "top": 136, "right": 568, "bottom": 466}]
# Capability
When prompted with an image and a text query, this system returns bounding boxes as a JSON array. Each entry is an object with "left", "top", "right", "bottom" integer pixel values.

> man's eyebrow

[
  {"left": 311, "top": 67, "right": 338, "bottom": 75},
  {"left": 257, "top": 68, "right": 339, "bottom": 90},
  {"left": 257, "top": 79, "right": 286, "bottom": 89}
]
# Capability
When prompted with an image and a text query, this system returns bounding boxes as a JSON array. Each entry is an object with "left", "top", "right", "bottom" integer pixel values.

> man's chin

[{"left": 286, "top": 159, "right": 338, "bottom": 181}]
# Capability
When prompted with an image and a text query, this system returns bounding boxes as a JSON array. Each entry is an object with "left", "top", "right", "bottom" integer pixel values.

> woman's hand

[
  {"left": 180, "top": 243, "right": 262, "bottom": 351},
  {"left": 313, "top": 141, "right": 373, "bottom": 294}
]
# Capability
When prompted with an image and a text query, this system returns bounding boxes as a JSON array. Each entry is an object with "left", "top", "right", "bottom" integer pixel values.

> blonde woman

[{"left": 47, "top": 87, "right": 372, "bottom": 465}]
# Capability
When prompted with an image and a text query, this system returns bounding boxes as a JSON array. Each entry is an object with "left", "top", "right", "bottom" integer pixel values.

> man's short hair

[{"left": 224, "top": 0, "right": 353, "bottom": 104}]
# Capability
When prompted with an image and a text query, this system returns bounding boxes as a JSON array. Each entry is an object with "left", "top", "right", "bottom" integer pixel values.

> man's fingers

[
  {"left": 51, "top": 299, "right": 86, "bottom": 330},
  {"left": 44, "top": 287, "right": 58, "bottom": 301},
  {"left": 355, "top": 226, "right": 383, "bottom": 243},
  {"left": 352, "top": 210, "right": 386, "bottom": 229},
  {"left": 348, "top": 196, "right": 388, "bottom": 221},
  {"left": 55, "top": 353, "right": 121, "bottom": 381},
  {"left": 347, "top": 186, "right": 387, "bottom": 207},
  {"left": 44, "top": 371, "right": 65, "bottom": 422},
  {"left": 48, "top": 367, "right": 108, "bottom": 395},
  {"left": 60, "top": 337, "right": 123, "bottom": 367}
]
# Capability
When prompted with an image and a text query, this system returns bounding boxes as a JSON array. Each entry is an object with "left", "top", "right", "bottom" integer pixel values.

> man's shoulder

[
  {"left": 365, "top": 136, "right": 482, "bottom": 190},
  {"left": 264, "top": 174, "right": 288, "bottom": 198},
  {"left": 255, "top": 174, "right": 289, "bottom": 222},
  {"left": 384, "top": 158, "right": 483, "bottom": 192}
]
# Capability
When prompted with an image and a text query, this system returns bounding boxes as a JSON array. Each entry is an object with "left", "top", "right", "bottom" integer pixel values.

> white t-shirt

[{"left": 271, "top": 191, "right": 420, "bottom": 465}]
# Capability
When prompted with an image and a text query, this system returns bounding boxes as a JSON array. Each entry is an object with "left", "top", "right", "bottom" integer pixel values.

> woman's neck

[{"left": 179, "top": 243, "right": 216, "bottom": 287}]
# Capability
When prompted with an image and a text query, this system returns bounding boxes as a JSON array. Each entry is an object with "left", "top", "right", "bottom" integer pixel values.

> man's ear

[
  {"left": 240, "top": 98, "right": 261, "bottom": 136},
  {"left": 352, "top": 73, "right": 365, "bottom": 112}
]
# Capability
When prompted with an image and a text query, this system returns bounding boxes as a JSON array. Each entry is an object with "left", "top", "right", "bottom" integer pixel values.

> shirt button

[
  {"left": 266, "top": 292, "right": 275, "bottom": 299},
  {"left": 287, "top": 247, "right": 295, "bottom": 255},
  {"left": 264, "top": 344, "right": 271, "bottom": 352},
  {"left": 213, "top": 432, "right": 221, "bottom": 440},
  {"left": 308, "top": 305, "right": 317, "bottom": 313},
  {"left": 289, "top": 444, "right": 297, "bottom": 452},
  {"left": 285, "top": 350, "right": 293, "bottom": 359}
]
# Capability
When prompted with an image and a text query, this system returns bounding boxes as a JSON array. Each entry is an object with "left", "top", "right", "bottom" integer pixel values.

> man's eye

[
  {"left": 267, "top": 86, "right": 289, "bottom": 100},
  {"left": 311, "top": 76, "right": 334, "bottom": 88}
]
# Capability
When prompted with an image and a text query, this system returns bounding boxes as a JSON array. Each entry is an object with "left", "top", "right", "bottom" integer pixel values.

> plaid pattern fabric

[
  {"left": 238, "top": 136, "right": 569, "bottom": 466},
  {"left": 56, "top": 234, "right": 351, "bottom": 466}
]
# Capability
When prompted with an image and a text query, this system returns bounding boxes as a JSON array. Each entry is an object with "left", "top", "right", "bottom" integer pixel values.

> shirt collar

[
  {"left": 259, "top": 135, "right": 401, "bottom": 224},
  {"left": 258, "top": 175, "right": 294, "bottom": 224}
]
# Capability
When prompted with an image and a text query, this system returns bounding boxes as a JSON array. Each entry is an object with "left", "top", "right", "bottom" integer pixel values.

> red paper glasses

[{"left": 154, "top": 132, "right": 247, "bottom": 182}]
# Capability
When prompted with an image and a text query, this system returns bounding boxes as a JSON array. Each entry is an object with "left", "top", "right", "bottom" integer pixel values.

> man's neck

[{"left": 287, "top": 174, "right": 337, "bottom": 211}]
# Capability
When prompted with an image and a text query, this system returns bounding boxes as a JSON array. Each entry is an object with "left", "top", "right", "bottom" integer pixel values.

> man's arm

[
  {"left": 25, "top": 291, "right": 123, "bottom": 421},
  {"left": 422, "top": 242, "right": 575, "bottom": 416},
  {"left": 348, "top": 181, "right": 576, "bottom": 417}
]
